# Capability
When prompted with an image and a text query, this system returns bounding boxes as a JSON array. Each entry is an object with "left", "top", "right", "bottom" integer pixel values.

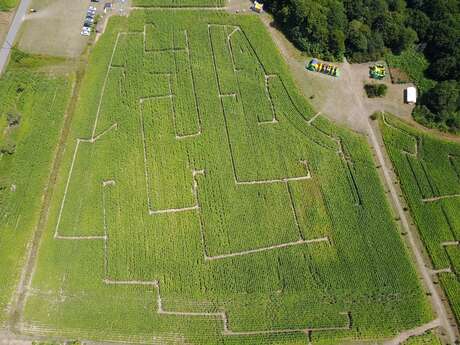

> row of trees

[
  {"left": 263, "top": 0, "right": 420, "bottom": 61},
  {"left": 264, "top": 0, "right": 460, "bottom": 132}
]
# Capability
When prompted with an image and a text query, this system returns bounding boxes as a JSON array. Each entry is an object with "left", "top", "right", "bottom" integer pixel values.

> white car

[
  {"left": 89, "top": 5, "right": 96, "bottom": 10},
  {"left": 81, "top": 27, "right": 91, "bottom": 36}
]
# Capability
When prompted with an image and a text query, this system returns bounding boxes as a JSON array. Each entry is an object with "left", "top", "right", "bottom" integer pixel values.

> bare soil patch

[
  {"left": 0, "top": 10, "right": 13, "bottom": 45},
  {"left": 388, "top": 67, "right": 410, "bottom": 84},
  {"left": 226, "top": 0, "right": 252, "bottom": 13}
]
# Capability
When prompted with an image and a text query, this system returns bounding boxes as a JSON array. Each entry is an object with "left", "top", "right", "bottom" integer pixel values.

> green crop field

[
  {"left": 133, "top": 0, "right": 224, "bottom": 8},
  {"left": 0, "top": 67, "right": 71, "bottom": 324},
  {"left": 16, "top": 10, "right": 434, "bottom": 344},
  {"left": 380, "top": 113, "right": 460, "bottom": 326}
]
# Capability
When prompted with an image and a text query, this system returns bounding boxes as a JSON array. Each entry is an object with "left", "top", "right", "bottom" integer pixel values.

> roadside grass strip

[{"left": 19, "top": 13, "right": 432, "bottom": 344}]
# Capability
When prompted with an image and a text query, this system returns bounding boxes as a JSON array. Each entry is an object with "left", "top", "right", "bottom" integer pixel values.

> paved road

[{"left": 0, "top": 0, "right": 32, "bottom": 74}]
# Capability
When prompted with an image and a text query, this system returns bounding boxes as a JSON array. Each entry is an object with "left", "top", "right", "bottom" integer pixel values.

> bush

[
  {"left": 0, "top": 141, "right": 16, "bottom": 155},
  {"left": 7, "top": 111, "right": 21, "bottom": 127},
  {"left": 364, "top": 83, "right": 388, "bottom": 98},
  {"left": 370, "top": 113, "right": 379, "bottom": 121}
]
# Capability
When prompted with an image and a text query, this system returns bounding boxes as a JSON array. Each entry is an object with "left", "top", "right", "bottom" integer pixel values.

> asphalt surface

[{"left": 0, "top": 0, "right": 31, "bottom": 74}]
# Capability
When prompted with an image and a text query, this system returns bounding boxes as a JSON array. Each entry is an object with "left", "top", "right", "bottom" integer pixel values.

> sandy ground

[
  {"left": 226, "top": 0, "right": 254, "bottom": 13},
  {"left": 259, "top": 15, "right": 414, "bottom": 133},
  {"left": 0, "top": 10, "right": 14, "bottom": 46},
  {"left": 17, "top": 0, "right": 99, "bottom": 57}
]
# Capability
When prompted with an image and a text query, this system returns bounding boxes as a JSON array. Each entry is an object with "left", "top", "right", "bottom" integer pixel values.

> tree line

[{"left": 263, "top": 0, "right": 460, "bottom": 132}]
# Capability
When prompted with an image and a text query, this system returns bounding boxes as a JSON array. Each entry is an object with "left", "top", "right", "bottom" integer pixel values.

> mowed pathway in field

[{"left": 258, "top": 12, "right": 459, "bottom": 343}]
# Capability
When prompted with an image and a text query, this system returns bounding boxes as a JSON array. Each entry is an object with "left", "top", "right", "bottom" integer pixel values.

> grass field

[
  {"left": 379, "top": 113, "right": 460, "bottom": 326},
  {"left": 17, "top": 11, "right": 434, "bottom": 344},
  {"left": 0, "top": 64, "right": 71, "bottom": 324}
]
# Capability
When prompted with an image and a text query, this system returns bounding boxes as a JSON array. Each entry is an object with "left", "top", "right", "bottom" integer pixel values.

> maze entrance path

[{"left": 21, "top": 12, "right": 432, "bottom": 344}]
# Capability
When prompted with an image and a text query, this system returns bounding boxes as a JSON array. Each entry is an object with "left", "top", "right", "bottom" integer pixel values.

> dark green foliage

[
  {"left": 364, "top": 83, "right": 388, "bottom": 98},
  {"left": 415, "top": 80, "right": 460, "bottom": 132},
  {"left": 264, "top": 0, "right": 348, "bottom": 60},
  {"left": 264, "top": 0, "right": 460, "bottom": 133},
  {"left": 264, "top": 0, "right": 419, "bottom": 62}
]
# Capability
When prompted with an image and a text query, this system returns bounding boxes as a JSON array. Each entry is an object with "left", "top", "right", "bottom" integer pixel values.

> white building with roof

[{"left": 405, "top": 86, "right": 417, "bottom": 104}]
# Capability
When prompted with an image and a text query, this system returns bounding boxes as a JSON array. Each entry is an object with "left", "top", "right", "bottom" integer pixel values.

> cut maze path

[
  {"left": 5, "top": 9, "right": 441, "bottom": 345},
  {"left": 378, "top": 113, "right": 460, "bottom": 342},
  {"left": 258, "top": 10, "right": 459, "bottom": 343},
  {"left": 45, "top": 23, "right": 349, "bottom": 339}
]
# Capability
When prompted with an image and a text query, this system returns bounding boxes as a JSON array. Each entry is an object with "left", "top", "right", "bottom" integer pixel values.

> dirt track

[{"left": 8, "top": 63, "right": 86, "bottom": 334}]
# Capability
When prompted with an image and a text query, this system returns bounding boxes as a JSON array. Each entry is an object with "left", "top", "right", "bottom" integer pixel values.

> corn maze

[
  {"left": 380, "top": 113, "right": 460, "bottom": 327},
  {"left": 19, "top": 12, "right": 432, "bottom": 344}
]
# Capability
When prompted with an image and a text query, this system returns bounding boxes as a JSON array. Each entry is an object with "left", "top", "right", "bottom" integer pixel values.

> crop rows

[
  {"left": 379, "top": 113, "right": 460, "bottom": 325},
  {"left": 19, "top": 12, "right": 432, "bottom": 344},
  {"left": 0, "top": 70, "right": 70, "bottom": 323},
  {"left": 133, "top": 0, "right": 224, "bottom": 8}
]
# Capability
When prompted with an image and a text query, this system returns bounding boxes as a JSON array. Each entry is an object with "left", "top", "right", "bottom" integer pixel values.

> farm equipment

[
  {"left": 306, "top": 59, "right": 340, "bottom": 77},
  {"left": 252, "top": 1, "right": 264, "bottom": 13},
  {"left": 370, "top": 64, "right": 386, "bottom": 79}
]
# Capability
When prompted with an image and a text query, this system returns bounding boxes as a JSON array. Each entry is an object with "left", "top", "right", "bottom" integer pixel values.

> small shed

[
  {"left": 253, "top": 1, "right": 264, "bottom": 13},
  {"left": 405, "top": 86, "right": 417, "bottom": 104}
]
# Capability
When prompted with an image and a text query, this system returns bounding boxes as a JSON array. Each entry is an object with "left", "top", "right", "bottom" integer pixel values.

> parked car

[{"left": 81, "top": 28, "right": 90, "bottom": 36}]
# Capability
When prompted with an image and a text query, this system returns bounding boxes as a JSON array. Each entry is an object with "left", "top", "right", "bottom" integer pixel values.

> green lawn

[
  {"left": 19, "top": 11, "right": 432, "bottom": 344},
  {"left": 380, "top": 113, "right": 460, "bottom": 326}
]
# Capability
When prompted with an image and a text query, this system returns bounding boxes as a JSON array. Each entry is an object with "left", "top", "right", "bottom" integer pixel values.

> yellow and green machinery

[
  {"left": 306, "top": 59, "right": 340, "bottom": 77},
  {"left": 370, "top": 64, "right": 386, "bottom": 79}
]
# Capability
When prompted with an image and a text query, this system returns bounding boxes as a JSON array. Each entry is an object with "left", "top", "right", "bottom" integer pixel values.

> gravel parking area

[{"left": 17, "top": 0, "right": 102, "bottom": 57}]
